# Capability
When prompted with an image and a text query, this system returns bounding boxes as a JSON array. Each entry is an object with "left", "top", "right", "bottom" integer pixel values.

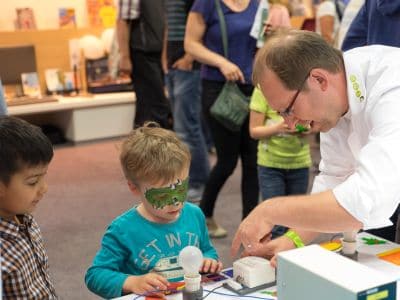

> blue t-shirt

[
  {"left": 191, "top": 0, "right": 258, "bottom": 83},
  {"left": 85, "top": 202, "right": 218, "bottom": 299}
]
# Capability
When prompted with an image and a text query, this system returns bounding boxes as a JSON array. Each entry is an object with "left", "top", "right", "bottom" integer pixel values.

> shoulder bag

[{"left": 210, "top": 0, "right": 250, "bottom": 132}]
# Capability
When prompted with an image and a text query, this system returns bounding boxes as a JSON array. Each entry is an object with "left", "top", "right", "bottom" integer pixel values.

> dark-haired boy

[{"left": 0, "top": 116, "right": 58, "bottom": 299}]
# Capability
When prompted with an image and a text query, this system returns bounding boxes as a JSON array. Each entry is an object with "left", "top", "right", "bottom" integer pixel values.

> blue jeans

[
  {"left": 165, "top": 69, "right": 210, "bottom": 187},
  {"left": 258, "top": 166, "right": 309, "bottom": 237}
]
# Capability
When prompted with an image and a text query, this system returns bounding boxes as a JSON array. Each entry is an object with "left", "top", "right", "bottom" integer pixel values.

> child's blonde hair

[{"left": 120, "top": 122, "right": 191, "bottom": 185}]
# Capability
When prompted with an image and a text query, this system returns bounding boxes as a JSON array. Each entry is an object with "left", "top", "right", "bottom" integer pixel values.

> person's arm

[
  {"left": 319, "top": 14, "right": 335, "bottom": 44},
  {"left": 184, "top": 12, "right": 245, "bottom": 83},
  {"left": 231, "top": 190, "right": 363, "bottom": 257},
  {"left": 85, "top": 224, "right": 169, "bottom": 298},
  {"left": 116, "top": 19, "right": 132, "bottom": 75},
  {"left": 238, "top": 228, "right": 320, "bottom": 265},
  {"left": 341, "top": 3, "right": 367, "bottom": 51},
  {"left": 162, "top": 26, "right": 168, "bottom": 74},
  {"left": 85, "top": 225, "right": 132, "bottom": 298},
  {"left": 249, "top": 111, "right": 294, "bottom": 139}
]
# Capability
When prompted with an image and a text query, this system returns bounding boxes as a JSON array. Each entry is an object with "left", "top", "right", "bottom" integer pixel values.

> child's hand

[
  {"left": 200, "top": 258, "right": 223, "bottom": 274},
  {"left": 277, "top": 121, "right": 297, "bottom": 134},
  {"left": 123, "top": 273, "right": 169, "bottom": 296}
]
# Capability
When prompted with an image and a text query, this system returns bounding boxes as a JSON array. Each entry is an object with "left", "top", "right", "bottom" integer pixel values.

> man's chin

[{"left": 311, "top": 121, "right": 332, "bottom": 133}]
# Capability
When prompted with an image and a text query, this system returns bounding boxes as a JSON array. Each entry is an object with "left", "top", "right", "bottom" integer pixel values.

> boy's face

[
  {"left": 136, "top": 168, "right": 189, "bottom": 223},
  {"left": 0, "top": 164, "right": 49, "bottom": 220}
]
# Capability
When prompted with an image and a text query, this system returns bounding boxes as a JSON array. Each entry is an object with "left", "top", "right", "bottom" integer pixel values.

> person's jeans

[
  {"left": 165, "top": 69, "right": 210, "bottom": 188},
  {"left": 258, "top": 166, "right": 309, "bottom": 237}
]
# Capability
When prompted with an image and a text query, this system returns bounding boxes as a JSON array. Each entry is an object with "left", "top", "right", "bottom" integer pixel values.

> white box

[
  {"left": 277, "top": 245, "right": 396, "bottom": 300},
  {"left": 233, "top": 256, "right": 275, "bottom": 288}
]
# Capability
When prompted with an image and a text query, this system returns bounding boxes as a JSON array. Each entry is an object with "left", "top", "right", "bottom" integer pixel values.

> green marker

[{"left": 295, "top": 124, "right": 309, "bottom": 133}]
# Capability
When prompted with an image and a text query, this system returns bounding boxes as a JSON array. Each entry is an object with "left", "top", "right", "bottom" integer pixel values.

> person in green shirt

[{"left": 249, "top": 87, "right": 311, "bottom": 238}]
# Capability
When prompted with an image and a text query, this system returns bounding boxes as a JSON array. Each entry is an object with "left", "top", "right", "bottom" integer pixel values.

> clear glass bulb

[{"left": 178, "top": 246, "right": 203, "bottom": 277}]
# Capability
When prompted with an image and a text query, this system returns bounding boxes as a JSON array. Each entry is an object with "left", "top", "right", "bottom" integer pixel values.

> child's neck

[
  {"left": 0, "top": 210, "right": 19, "bottom": 222},
  {"left": 136, "top": 204, "right": 178, "bottom": 224}
]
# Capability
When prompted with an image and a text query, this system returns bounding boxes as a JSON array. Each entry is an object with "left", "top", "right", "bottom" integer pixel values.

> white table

[
  {"left": 8, "top": 92, "right": 135, "bottom": 142},
  {"left": 114, "top": 233, "right": 400, "bottom": 300}
]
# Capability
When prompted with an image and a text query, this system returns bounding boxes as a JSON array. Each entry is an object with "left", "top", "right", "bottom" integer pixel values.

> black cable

[
  {"left": 202, "top": 285, "right": 223, "bottom": 300},
  {"left": 202, "top": 287, "right": 275, "bottom": 300}
]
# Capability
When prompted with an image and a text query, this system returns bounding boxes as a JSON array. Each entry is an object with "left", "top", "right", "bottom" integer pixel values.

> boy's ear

[{"left": 127, "top": 181, "right": 140, "bottom": 195}]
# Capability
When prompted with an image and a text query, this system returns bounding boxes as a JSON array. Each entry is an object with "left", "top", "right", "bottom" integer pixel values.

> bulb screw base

[{"left": 182, "top": 286, "right": 203, "bottom": 300}]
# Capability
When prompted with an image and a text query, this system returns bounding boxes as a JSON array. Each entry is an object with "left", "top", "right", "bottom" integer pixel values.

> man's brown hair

[{"left": 253, "top": 29, "right": 344, "bottom": 90}]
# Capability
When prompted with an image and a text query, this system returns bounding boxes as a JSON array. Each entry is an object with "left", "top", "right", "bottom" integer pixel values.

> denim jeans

[
  {"left": 258, "top": 166, "right": 309, "bottom": 237},
  {"left": 165, "top": 69, "right": 210, "bottom": 187}
]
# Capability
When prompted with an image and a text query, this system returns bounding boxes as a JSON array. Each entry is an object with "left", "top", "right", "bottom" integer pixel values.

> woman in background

[{"left": 185, "top": 0, "right": 259, "bottom": 238}]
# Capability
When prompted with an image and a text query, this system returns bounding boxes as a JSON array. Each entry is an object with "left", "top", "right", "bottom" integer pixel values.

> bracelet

[{"left": 284, "top": 229, "right": 305, "bottom": 248}]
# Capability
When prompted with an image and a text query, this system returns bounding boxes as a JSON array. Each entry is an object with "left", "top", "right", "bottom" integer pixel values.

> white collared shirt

[
  {"left": 118, "top": 0, "right": 140, "bottom": 20},
  {"left": 312, "top": 45, "right": 400, "bottom": 229}
]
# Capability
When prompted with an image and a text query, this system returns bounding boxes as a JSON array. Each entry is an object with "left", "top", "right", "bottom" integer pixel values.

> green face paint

[{"left": 144, "top": 178, "right": 189, "bottom": 209}]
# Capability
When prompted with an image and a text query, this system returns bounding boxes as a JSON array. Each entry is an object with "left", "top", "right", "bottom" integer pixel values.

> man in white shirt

[{"left": 231, "top": 29, "right": 400, "bottom": 260}]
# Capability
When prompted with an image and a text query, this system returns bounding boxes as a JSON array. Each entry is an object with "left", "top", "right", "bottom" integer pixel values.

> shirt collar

[{"left": 0, "top": 214, "right": 34, "bottom": 239}]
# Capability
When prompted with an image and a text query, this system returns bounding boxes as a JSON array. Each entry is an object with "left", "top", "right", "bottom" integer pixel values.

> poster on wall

[
  {"left": 87, "top": 0, "right": 116, "bottom": 28},
  {"left": 15, "top": 8, "right": 37, "bottom": 30},
  {"left": 59, "top": 8, "right": 76, "bottom": 28}
]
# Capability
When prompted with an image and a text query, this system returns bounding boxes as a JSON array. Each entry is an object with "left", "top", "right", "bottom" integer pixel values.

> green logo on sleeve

[{"left": 349, "top": 74, "right": 364, "bottom": 102}]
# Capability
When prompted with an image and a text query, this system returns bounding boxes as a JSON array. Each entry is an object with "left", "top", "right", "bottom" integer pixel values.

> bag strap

[
  {"left": 214, "top": 0, "right": 229, "bottom": 58},
  {"left": 334, "top": 0, "right": 343, "bottom": 21}
]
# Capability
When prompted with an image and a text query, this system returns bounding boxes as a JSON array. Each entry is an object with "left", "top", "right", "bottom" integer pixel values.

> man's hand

[
  {"left": 238, "top": 234, "right": 297, "bottom": 268},
  {"left": 119, "top": 55, "right": 133, "bottom": 77},
  {"left": 123, "top": 273, "right": 169, "bottom": 296},
  {"left": 201, "top": 258, "right": 223, "bottom": 274},
  {"left": 231, "top": 208, "right": 274, "bottom": 258},
  {"left": 172, "top": 55, "right": 193, "bottom": 71}
]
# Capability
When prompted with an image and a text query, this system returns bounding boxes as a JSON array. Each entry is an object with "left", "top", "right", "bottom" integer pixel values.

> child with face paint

[{"left": 85, "top": 122, "right": 222, "bottom": 299}]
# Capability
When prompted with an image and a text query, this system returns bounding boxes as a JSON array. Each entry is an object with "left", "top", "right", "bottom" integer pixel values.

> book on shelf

[
  {"left": 15, "top": 7, "right": 37, "bottom": 30},
  {"left": 45, "top": 69, "right": 76, "bottom": 93},
  {"left": 59, "top": 8, "right": 76, "bottom": 29},
  {"left": 86, "top": 0, "right": 102, "bottom": 27},
  {"left": 21, "top": 72, "right": 41, "bottom": 97}
]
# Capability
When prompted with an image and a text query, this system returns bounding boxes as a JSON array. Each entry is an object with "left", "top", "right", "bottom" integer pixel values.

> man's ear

[
  {"left": 310, "top": 68, "right": 329, "bottom": 91},
  {"left": 127, "top": 181, "right": 140, "bottom": 195}
]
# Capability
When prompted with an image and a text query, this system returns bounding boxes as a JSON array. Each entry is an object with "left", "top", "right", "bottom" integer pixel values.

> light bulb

[
  {"left": 179, "top": 246, "right": 203, "bottom": 295},
  {"left": 179, "top": 246, "right": 203, "bottom": 277}
]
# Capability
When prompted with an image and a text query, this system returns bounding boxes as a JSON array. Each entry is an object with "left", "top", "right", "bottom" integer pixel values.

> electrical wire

[
  {"left": 202, "top": 285, "right": 223, "bottom": 299},
  {"left": 202, "top": 287, "right": 275, "bottom": 300},
  {"left": 131, "top": 284, "right": 276, "bottom": 300}
]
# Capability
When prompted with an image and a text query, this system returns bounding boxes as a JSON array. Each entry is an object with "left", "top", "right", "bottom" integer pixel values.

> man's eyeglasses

[{"left": 279, "top": 74, "right": 309, "bottom": 117}]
